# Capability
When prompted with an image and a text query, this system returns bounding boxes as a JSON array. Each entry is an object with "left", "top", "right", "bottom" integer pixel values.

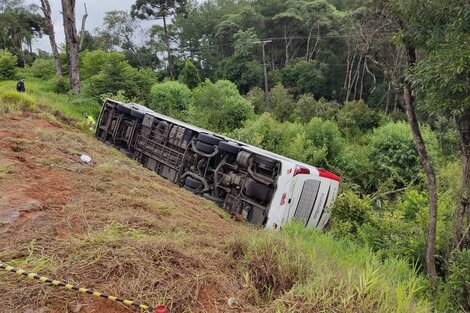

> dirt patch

[{"left": 0, "top": 112, "right": 253, "bottom": 313}]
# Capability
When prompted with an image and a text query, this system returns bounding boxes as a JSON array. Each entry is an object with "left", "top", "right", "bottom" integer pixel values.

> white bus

[{"left": 96, "top": 99, "right": 340, "bottom": 230}]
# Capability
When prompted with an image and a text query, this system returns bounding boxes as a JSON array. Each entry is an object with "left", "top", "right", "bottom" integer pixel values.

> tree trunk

[
  {"left": 79, "top": 3, "right": 88, "bottom": 51},
  {"left": 61, "top": 0, "right": 80, "bottom": 95},
  {"left": 162, "top": 15, "right": 173, "bottom": 78},
  {"left": 403, "top": 45, "right": 438, "bottom": 287},
  {"left": 455, "top": 108, "right": 470, "bottom": 249},
  {"left": 40, "top": 0, "right": 62, "bottom": 77}
]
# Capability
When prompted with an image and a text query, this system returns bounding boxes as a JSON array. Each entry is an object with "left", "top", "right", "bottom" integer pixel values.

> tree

[
  {"left": 131, "top": 0, "right": 188, "bottom": 78},
  {"left": 0, "top": 49, "right": 17, "bottom": 80},
  {"left": 270, "top": 83, "right": 295, "bottom": 122},
  {"left": 380, "top": 0, "right": 442, "bottom": 286},
  {"left": 272, "top": 11, "right": 303, "bottom": 64},
  {"left": 149, "top": 80, "right": 192, "bottom": 119},
  {"left": 40, "top": 0, "right": 61, "bottom": 76},
  {"left": 189, "top": 80, "right": 254, "bottom": 133},
  {"left": 178, "top": 59, "right": 200, "bottom": 89},
  {"left": 61, "top": 0, "right": 80, "bottom": 95},
  {"left": 409, "top": 1, "right": 470, "bottom": 252}
]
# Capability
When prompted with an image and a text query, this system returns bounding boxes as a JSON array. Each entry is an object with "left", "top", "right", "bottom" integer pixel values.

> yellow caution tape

[{"left": 0, "top": 262, "right": 163, "bottom": 312}]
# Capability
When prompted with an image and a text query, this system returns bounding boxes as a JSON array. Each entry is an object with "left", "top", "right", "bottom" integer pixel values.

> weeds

[{"left": 0, "top": 162, "right": 15, "bottom": 179}]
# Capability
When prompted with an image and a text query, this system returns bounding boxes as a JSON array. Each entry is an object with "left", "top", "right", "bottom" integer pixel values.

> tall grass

[
  {"left": 0, "top": 78, "right": 100, "bottom": 119},
  {"left": 229, "top": 223, "right": 432, "bottom": 312}
]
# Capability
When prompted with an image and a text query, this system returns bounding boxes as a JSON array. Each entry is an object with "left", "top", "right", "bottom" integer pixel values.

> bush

[
  {"left": 367, "top": 121, "right": 440, "bottom": 189},
  {"left": 281, "top": 59, "right": 326, "bottom": 97},
  {"left": 51, "top": 76, "right": 71, "bottom": 94},
  {"left": 336, "top": 100, "right": 380, "bottom": 137},
  {"left": 0, "top": 50, "right": 18, "bottom": 80},
  {"left": 303, "top": 117, "right": 346, "bottom": 167},
  {"left": 178, "top": 59, "right": 201, "bottom": 89},
  {"left": 189, "top": 80, "right": 254, "bottom": 133},
  {"left": 80, "top": 50, "right": 126, "bottom": 80},
  {"left": 438, "top": 249, "right": 470, "bottom": 312},
  {"left": 85, "top": 56, "right": 156, "bottom": 103},
  {"left": 270, "top": 83, "right": 295, "bottom": 122},
  {"left": 149, "top": 81, "right": 192, "bottom": 120},
  {"left": 0, "top": 90, "right": 36, "bottom": 113},
  {"left": 31, "top": 58, "right": 56, "bottom": 79},
  {"left": 246, "top": 87, "right": 265, "bottom": 114}
]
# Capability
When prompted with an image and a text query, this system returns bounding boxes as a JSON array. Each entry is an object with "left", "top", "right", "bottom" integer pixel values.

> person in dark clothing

[{"left": 16, "top": 79, "right": 25, "bottom": 93}]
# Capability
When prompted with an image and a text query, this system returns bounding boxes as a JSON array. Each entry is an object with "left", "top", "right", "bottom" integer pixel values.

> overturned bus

[{"left": 95, "top": 99, "right": 341, "bottom": 230}]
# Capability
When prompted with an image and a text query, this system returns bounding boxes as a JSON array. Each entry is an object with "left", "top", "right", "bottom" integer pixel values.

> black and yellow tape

[{"left": 0, "top": 262, "right": 167, "bottom": 313}]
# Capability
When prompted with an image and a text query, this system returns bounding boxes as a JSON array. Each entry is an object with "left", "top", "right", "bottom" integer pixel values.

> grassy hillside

[{"left": 0, "top": 83, "right": 432, "bottom": 312}]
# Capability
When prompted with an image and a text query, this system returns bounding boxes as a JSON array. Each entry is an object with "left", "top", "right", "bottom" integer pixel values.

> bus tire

[
  {"left": 197, "top": 133, "right": 222, "bottom": 145},
  {"left": 218, "top": 141, "right": 240, "bottom": 155},
  {"left": 196, "top": 141, "right": 215, "bottom": 154},
  {"left": 130, "top": 109, "right": 145, "bottom": 120},
  {"left": 185, "top": 177, "right": 202, "bottom": 190},
  {"left": 116, "top": 103, "right": 131, "bottom": 114},
  {"left": 246, "top": 181, "right": 269, "bottom": 202}
]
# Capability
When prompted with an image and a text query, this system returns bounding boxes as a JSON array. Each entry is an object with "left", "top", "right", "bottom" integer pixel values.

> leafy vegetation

[{"left": 0, "top": 0, "right": 469, "bottom": 310}]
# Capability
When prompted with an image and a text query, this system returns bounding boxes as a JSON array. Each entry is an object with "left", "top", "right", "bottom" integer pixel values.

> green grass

[
  {"left": 0, "top": 77, "right": 100, "bottom": 119},
  {"left": 229, "top": 223, "right": 432, "bottom": 312}
]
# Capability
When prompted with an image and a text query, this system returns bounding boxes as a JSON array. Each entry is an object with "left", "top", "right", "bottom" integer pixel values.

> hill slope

[{"left": 0, "top": 93, "right": 431, "bottom": 312}]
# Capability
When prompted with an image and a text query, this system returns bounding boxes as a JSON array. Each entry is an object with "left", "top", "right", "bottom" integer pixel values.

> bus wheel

[
  {"left": 246, "top": 181, "right": 269, "bottom": 202},
  {"left": 196, "top": 141, "right": 215, "bottom": 154},
  {"left": 197, "top": 133, "right": 222, "bottom": 145},
  {"left": 116, "top": 103, "right": 131, "bottom": 114},
  {"left": 130, "top": 109, "right": 145, "bottom": 120},
  {"left": 185, "top": 177, "right": 202, "bottom": 190},
  {"left": 218, "top": 141, "right": 240, "bottom": 155}
]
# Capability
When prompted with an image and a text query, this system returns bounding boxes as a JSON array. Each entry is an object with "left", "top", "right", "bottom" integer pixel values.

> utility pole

[{"left": 253, "top": 40, "right": 272, "bottom": 112}]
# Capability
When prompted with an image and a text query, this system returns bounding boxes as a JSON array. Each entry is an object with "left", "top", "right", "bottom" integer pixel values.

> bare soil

[{"left": 0, "top": 113, "right": 257, "bottom": 313}]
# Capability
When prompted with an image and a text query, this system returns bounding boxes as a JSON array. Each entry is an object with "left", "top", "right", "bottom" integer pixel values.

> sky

[{"left": 27, "top": 0, "right": 146, "bottom": 52}]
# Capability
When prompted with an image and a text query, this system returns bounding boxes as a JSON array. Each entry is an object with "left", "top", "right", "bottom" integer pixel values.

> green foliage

[
  {"left": 367, "top": 121, "right": 439, "bottom": 189},
  {"left": 246, "top": 87, "right": 265, "bottom": 114},
  {"left": 30, "top": 58, "right": 55, "bottom": 79},
  {"left": 189, "top": 79, "right": 254, "bottom": 133},
  {"left": 178, "top": 59, "right": 200, "bottom": 89},
  {"left": 80, "top": 50, "right": 126, "bottom": 81},
  {"left": 281, "top": 59, "right": 327, "bottom": 97},
  {"left": 85, "top": 55, "right": 156, "bottom": 103},
  {"left": 438, "top": 249, "right": 470, "bottom": 312},
  {"left": 50, "top": 76, "right": 70, "bottom": 94},
  {"left": 337, "top": 100, "right": 380, "bottom": 136},
  {"left": 0, "top": 90, "right": 35, "bottom": 113},
  {"left": 270, "top": 83, "right": 295, "bottom": 122},
  {"left": 329, "top": 191, "right": 373, "bottom": 240},
  {"left": 232, "top": 114, "right": 345, "bottom": 168},
  {"left": 230, "top": 223, "right": 431, "bottom": 312},
  {"left": 0, "top": 50, "right": 18, "bottom": 80},
  {"left": 149, "top": 80, "right": 192, "bottom": 120}
]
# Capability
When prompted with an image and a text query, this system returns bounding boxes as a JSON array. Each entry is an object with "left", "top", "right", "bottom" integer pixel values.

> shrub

[
  {"left": 0, "top": 90, "right": 36, "bottom": 113},
  {"left": 149, "top": 81, "right": 192, "bottom": 120},
  {"left": 246, "top": 87, "right": 265, "bottom": 114},
  {"left": 178, "top": 59, "right": 201, "bottom": 89},
  {"left": 0, "top": 50, "right": 18, "bottom": 80},
  {"left": 86, "top": 56, "right": 156, "bottom": 103},
  {"left": 270, "top": 83, "right": 295, "bottom": 122},
  {"left": 336, "top": 100, "right": 380, "bottom": 137},
  {"left": 303, "top": 117, "right": 346, "bottom": 167},
  {"left": 189, "top": 80, "right": 254, "bottom": 133},
  {"left": 80, "top": 50, "right": 126, "bottom": 80},
  {"left": 31, "top": 58, "right": 56, "bottom": 79},
  {"left": 438, "top": 249, "right": 470, "bottom": 312},
  {"left": 367, "top": 121, "right": 440, "bottom": 189},
  {"left": 51, "top": 76, "right": 71, "bottom": 94}
]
